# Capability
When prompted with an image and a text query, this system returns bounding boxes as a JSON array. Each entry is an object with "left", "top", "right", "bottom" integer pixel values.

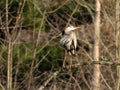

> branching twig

[{"left": 38, "top": 71, "right": 59, "bottom": 90}]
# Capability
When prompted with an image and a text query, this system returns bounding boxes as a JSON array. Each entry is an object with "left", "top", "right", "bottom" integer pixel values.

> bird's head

[{"left": 65, "top": 25, "right": 80, "bottom": 34}]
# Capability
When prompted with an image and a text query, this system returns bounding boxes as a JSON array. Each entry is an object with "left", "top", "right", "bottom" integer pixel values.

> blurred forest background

[{"left": 0, "top": 0, "right": 118, "bottom": 90}]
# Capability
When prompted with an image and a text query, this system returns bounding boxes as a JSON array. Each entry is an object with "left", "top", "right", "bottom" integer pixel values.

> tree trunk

[
  {"left": 92, "top": 0, "right": 101, "bottom": 90},
  {"left": 116, "top": 0, "right": 120, "bottom": 90}
]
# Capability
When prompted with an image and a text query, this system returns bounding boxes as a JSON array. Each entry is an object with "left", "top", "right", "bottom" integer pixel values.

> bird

[{"left": 60, "top": 25, "right": 80, "bottom": 56}]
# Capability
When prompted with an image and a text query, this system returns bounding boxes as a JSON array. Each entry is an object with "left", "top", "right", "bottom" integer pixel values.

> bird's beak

[{"left": 74, "top": 26, "right": 80, "bottom": 30}]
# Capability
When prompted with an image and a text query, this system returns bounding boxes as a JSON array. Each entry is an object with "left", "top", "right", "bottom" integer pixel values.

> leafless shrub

[{"left": 0, "top": 0, "right": 117, "bottom": 90}]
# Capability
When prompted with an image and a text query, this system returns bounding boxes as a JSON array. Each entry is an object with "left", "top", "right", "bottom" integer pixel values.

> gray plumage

[{"left": 60, "top": 26, "right": 79, "bottom": 55}]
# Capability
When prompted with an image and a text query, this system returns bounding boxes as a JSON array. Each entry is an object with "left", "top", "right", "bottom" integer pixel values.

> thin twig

[{"left": 38, "top": 71, "right": 60, "bottom": 90}]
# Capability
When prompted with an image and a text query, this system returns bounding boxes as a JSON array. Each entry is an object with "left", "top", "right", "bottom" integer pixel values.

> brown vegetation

[{"left": 0, "top": 0, "right": 118, "bottom": 90}]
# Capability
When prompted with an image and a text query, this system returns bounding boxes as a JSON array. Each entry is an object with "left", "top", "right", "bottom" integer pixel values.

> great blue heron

[{"left": 60, "top": 25, "right": 80, "bottom": 56}]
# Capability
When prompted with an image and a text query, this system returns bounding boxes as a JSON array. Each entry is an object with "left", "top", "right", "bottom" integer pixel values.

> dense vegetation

[{"left": 0, "top": 0, "right": 117, "bottom": 90}]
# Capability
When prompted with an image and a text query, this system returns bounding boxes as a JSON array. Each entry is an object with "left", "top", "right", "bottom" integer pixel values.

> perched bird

[{"left": 60, "top": 25, "right": 80, "bottom": 56}]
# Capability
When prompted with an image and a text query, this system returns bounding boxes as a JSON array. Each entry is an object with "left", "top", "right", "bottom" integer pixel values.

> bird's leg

[
  {"left": 69, "top": 56, "right": 72, "bottom": 71},
  {"left": 63, "top": 49, "right": 67, "bottom": 68}
]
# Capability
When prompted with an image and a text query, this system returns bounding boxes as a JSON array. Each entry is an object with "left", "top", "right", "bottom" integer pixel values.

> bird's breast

[{"left": 70, "top": 32, "right": 76, "bottom": 40}]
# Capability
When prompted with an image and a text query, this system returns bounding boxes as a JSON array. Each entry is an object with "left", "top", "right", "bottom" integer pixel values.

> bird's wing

[{"left": 60, "top": 35, "right": 71, "bottom": 45}]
